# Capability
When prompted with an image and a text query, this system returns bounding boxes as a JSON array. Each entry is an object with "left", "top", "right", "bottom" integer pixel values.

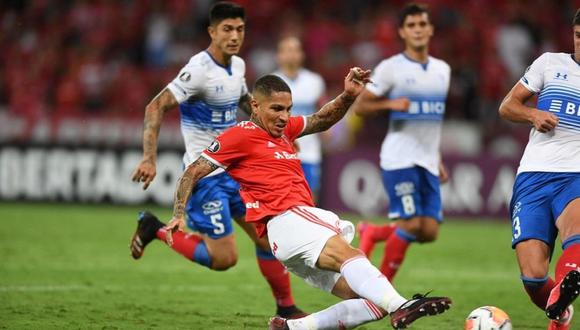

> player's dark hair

[
  {"left": 209, "top": 1, "right": 245, "bottom": 26},
  {"left": 574, "top": 8, "right": 580, "bottom": 26},
  {"left": 398, "top": 3, "right": 430, "bottom": 27},
  {"left": 253, "top": 75, "right": 291, "bottom": 97}
]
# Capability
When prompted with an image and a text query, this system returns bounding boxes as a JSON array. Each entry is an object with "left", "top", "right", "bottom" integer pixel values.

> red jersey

[{"left": 201, "top": 116, "right": 314, "bottom": 236}]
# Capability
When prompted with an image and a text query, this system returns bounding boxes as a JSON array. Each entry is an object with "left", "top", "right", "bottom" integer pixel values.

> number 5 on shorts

[{"left": 210, "top": 214, "right": 225, "bottom": 235}]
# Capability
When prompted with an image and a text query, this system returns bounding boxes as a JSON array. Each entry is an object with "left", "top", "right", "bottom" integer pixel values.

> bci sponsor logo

[
  {"left": 548, "top": 100, "right": 580, "bottom": 115},
  {"left": 408, "top": 101, "right": 445, "bottom": 115}
]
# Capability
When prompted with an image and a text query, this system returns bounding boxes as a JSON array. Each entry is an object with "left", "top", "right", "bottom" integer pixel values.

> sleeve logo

[
  {"left": 179, "top": 71, "right": 191, "bottom": 82},
  {"left": 207, "top": 140, "right": 220, "bottom": 153}
]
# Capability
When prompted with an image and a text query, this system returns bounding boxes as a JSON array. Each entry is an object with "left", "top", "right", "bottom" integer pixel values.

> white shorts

[{"left": 266, "top": 206, "right": 355, "bottom": 292}]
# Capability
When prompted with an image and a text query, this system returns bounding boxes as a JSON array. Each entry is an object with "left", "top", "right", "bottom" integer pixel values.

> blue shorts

[
  {"left": 186, "top": 172, "right": 245, "bottom": 239},
  {"left": 510, "top": 172, "right": 580, "bottom": 249},
  {"left": 301, "top": 162, "right": 321, "bottom": 194},
  {"left": 382, "top": 166, "right": 443, "bottom": 222}
]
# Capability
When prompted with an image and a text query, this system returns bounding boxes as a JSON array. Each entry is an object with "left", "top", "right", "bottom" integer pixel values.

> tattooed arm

[
  {"left": 131, "top": 88, "right": 179, "bottom": 189},
  {"left": 165, "top": 156, "right": 219, "bottom": 245},
  {"left": 300, "top": 67, "right": 371, "bottom": 137}
]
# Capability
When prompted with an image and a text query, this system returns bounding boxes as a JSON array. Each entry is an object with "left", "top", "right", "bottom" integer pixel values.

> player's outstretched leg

[
  {"left": 269, "top": 291, "right": 451, "bottom": 329},
  {"left": 339, "top": 254, "right": 451, "bottom": 329},
  {"left": 130, "top": 211, "right": 163, "bottom": 259},
  {"left": 130, "top": 211, "right": 212, "bottom": 268},
  {"left": 546, "top": 270, "right": 580, "bottom": 320},
  {"left": 389, "top": 292, "right": 452, "bottom": 329},
  {"left": 270, "top": 298, "right": 386, "bottom": 330}
]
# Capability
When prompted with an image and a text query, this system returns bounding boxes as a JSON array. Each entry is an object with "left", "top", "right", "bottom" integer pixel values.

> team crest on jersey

[
  {"left": 179, "top": 71, "right": 191, "bottom": 82},
  {"left": 207, "top": 140, "right": 220, "bottom": 153}
]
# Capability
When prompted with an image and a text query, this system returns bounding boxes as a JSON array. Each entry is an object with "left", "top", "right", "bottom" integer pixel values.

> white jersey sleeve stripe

[{"left": 201, "top": 153, "right": 226, "bottom": 169}]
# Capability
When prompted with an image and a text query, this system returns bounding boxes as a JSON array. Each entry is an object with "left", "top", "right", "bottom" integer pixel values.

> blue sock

[
  {"left": 395, "top": 227, "right": 417, "bottom": 243},
  {"left": 193, "top": 241, "right": 212, "bottom": 267}
]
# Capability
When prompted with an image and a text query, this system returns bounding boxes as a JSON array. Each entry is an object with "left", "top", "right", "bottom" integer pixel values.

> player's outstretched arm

[
  {"left": 351, "top": 90, "right": 410, "bottom": 116},
  {"left": 131, "top": 88, "right": 179, "bottom": 189},
  {"left": 165, "top": 157, "right": 219, "bottom": 245},
  {"left": 499, "top": 82, "right": 559, "bottom": 133},
  {"left": 301, "top": 67, "right": 371, "bottom": 136}
]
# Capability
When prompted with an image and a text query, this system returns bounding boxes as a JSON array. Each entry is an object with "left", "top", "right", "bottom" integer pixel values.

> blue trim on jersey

[
  {"left": 563, "top": 235, "right": 580, "bottom": 250},
  {"left": 521, "top": 275, "right": 549, "bottom": 288},
  {"left": 389, "top": 96, "right": 446, "bottom": 121},
  {"left": 204, "top": 50, "right": 232, "bottom": 76},
  {"left": 255, "top": 247, "right": 277, "bottom": 260},
  {"left": 537, "top": 85, "right": 580, "bottom": 131},
  {"left": 180, "top": 99, "right": 239, "bottom": 129},
  {"left": 559, "top": 121, "right": 580, "bottom": 130},
  {"left": 401, "top": 52, "right": 429, "bottom": 71}
]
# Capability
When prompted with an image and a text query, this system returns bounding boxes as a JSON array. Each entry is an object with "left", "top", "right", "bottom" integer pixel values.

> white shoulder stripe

[
  {"left": 299, "top": 116, "right": 307, "bottom": 135},
  {"left": 201, "top": 153, "right": 226, "bottom": 169}
]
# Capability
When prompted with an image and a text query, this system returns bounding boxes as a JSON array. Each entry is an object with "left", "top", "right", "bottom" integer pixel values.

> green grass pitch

[{"left": 0, "top": 202, "right": 571, "bottom": 329}]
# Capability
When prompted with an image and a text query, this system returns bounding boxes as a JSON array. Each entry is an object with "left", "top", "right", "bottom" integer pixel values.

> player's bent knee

[
  {"left": 397, "top": 218, "right": 422, "bottom": 236},
  {"left": 520, "top": 265, "right": 548, "bottom": 280},
  {"left": 417, "top": 229, "right": 438, "bottom": 243},
  {"left": 210, "top": 253, "right": 238, "bottom": 271},
  {"left": 331, "top": 277, "right": 359, "bottom": 299},
  {"left": 317, "top": 235, "right": 363, "bottom": 271}
]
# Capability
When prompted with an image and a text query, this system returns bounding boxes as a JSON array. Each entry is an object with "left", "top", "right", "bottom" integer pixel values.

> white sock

[
  {"left": 287, "top": 299, "right": 384, "bottom": 330},
  {"left": 340, "top": 256, "right": 407, "bottom": 313}
]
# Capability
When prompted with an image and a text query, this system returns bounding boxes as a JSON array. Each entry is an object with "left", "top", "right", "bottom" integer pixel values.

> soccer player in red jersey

[
  {"left": 165, "top": 68, "right": 452, "bottom": 329},
  {"left": 129, "top": 2, "right": 304, "bottom": 319}
]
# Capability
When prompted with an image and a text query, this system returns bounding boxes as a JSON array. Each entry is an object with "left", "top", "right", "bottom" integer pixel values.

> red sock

[
  {"left": 379, "top": 229, "right": 413, "bottom": 281},
  {"left": 156, "top": 228, "right": 210, "bottom": 266},
  {"left": 523, "top": 277, "right": 556, "bottom": 310},
  {"left": 256, "top": 252, "right": 294, "bottom": 307},
  {"left": 372, "top": 224, "right": 397, "bottom": 241},
  {"left": 359, "top": 223, "right": 397, "bottom": 257},
  {"left": 555, "top": 243, "right": 580, "bottom": 283}
]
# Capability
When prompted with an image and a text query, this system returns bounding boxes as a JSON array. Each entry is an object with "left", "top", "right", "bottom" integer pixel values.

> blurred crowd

[{"left": 0, "top": 0, "right": 576, "bottom": 148}]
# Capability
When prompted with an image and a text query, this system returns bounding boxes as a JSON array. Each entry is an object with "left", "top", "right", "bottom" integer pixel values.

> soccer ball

[{"left": 464, "top": 306, "right": 512, "bottom": 330}]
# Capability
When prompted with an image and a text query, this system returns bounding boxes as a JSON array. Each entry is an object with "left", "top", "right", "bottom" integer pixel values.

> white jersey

[
  {"left": 366, "top": 53, "right": 451, "bottom": 175},
  {"left": 273, "top": 69, "right": 325, "bottom": 164},
  {"left": 167, "top": 51, "right": 248, "bottom": 175},
  {"left": 518, "top": 52, "right": 580, "bottom": 173}
]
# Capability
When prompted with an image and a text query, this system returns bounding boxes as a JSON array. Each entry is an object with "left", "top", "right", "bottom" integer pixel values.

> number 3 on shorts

[
  {"left": 513, "top": 216, "right": 521, "bottom": 240},
  {"left": 211, "top": 214, "right": 225, "bottom": 235},
  {"left": 402, "top": 195, "right": 416, "bottom": 215}
]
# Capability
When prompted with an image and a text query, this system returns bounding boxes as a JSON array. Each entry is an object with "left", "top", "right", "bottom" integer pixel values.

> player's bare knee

[
  {"left": 398, "top": 218, "right": 422, "bottom": 236},
  {"left": 317, "top": 235, "right": 363, "bottom": 271},
  {"left": 418, "top": 228, "right": 438, "bottom": 243},
  {"left": 331, "top": 277, "right": 359, "bottom": 299},
  {"left": 520, "top": 263, "right": 548, "bottom": 280},
  {"left": 211, "top": 253, "right": 238, "bottom": 271}
]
